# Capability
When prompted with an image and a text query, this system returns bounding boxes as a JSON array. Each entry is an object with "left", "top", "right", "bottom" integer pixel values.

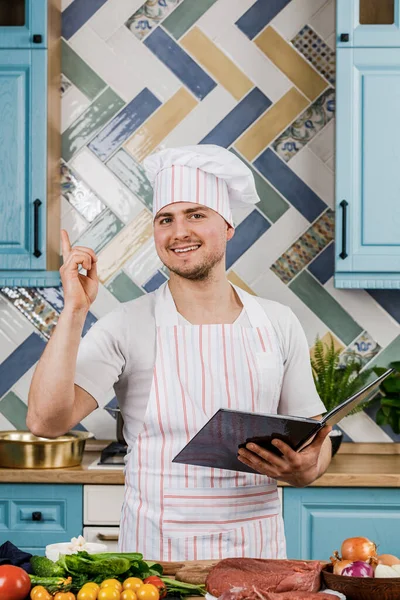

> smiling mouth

[{"left": 171, "top": 245, "right": 201, "bottom": 255}]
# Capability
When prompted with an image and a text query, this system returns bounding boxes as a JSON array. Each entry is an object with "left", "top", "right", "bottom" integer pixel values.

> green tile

[
  {"left": 367, "top": 335, "right": 400, "bottom": 369},
  {"left": 106, "top": 271, "right": 144, "bottom": 302},
  {"left": 107, "top": 149, "right": 153, "bottom": 211},
  {"left": 162, "top": 0, "right": 219, "bottom": 39},
  {"left": 62, "top": 87, "right": 125, "bottom": 162},
  {"left": 0, "top": 391, "right": 28, "bottom": 430},
  {"left": 289, "top": 271, "right": 363, "bottom": 345},
  {"left": 75, "top": 208, "right": 124, "bottom": 254},
  {"left": 230, "top": 149, "right": 289, "bottom": 223},
  {"left": 62, "top": 40, "right": 107, "bottom": 101}
]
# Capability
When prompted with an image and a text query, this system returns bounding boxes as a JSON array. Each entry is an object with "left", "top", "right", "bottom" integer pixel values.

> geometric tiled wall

[{"left": 1, "top": 0, "right": 399, "bottom": 442}]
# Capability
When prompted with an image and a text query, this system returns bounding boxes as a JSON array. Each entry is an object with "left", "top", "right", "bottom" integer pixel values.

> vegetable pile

[
  {"left": 28, "top": 551, "right": 206, "bottom": 599},
  {"left": 330, "top": 536, "right": 400, "bottom": 579}
]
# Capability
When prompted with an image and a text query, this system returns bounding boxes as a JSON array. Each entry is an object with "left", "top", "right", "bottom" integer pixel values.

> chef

[{"left": 27, "top": 145, "right": 332, "bottom": 562}]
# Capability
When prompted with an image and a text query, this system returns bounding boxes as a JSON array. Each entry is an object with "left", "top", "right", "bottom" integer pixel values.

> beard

[{"left": 165, "top": 246, "right": 225, "bottom": 281}]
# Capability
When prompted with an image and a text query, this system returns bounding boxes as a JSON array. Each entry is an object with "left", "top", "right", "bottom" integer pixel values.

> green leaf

[
  {"left": 376, "top": 407, "right": 389, "bottom": 426},
  {"left": 390, "top": 361, "right": 400, "bottom": 373},
  {"left": 373, "top": 367, "right": 388, "bottom": 377},
  {"left": 380, "top": 397, "right": 400, "bottom": 408},
  {"left": 389, "top": 411, "right": 400, "bottom": 434},
  {"left": 382, "top": 405, "right": 391, "bottom": 417},
  {"left": 381, "top": 377, "right": 400, "bottom": 394}
]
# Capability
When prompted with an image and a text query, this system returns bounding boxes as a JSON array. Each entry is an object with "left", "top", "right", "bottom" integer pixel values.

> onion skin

[
  {"left": 332, "top": 559, "right": 353, "bottom": 575},
  {"left": 341, "top": 537, "right": 377, "bottom": 562},
  {"left": 378, "top": 554, "right": 400, "bottom": 566},
  {"left": 341, "top": 561, "right": 374, "bottom": 578}
]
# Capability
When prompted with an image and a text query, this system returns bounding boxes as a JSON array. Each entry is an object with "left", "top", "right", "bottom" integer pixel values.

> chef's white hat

[{"left": 143, "top": 144, "right": 260, "bottom": 227}]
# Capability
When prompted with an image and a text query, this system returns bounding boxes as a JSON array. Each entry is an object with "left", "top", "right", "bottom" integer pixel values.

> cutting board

[{"left": 159, "top": 559, "right": 217, "bottom": 577}]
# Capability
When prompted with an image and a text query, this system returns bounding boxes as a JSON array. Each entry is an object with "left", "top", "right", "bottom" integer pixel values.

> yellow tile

[
  {"left": 255, "top": 27, "right": 328, "bottom": 101},
  {"left": 235, "top": 87, "right": 308, "bottom": 161},
  {"left": 228, "top": 271, "right": 256, "bottom": 295},
  {"left": 181, "top": 27, "right": 253, "bottom": 101},
  {"left": 124, "top": 88, "right": 197, "bottom": 162},
  {"left": 98, "top": 210, "right": 153, "bottom": 283},
  {"left": 310, "top": 332, "right": 345, "bottom": 363}
]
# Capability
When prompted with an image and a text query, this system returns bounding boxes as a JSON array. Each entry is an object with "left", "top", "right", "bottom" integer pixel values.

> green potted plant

[
  {"left": 373, "top": 362, "right": 400, "bottom": 434},
  {"left": 311, "top": 336, "right": 373, "bottom": 455}
]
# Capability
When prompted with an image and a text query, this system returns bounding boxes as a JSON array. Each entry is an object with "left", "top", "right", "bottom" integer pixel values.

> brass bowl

[
  {"left": 322, "top": 565, "right": 400, "bottom": 600},
  {"left": 0, "top": 430, "right": 93, "bottom": 469}
]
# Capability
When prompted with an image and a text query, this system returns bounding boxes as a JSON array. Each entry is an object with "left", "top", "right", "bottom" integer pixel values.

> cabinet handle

[
  {"left": 33, "top": 199, "right": 42, "bottom": 258},
  {"left": 339, "top": 200, "right": 348, "bottom": 259},
  {"left": 32, "top": 511, "right": 42, "bottom": 521},
  {"left": 97, "top": 533, "right": 119, "bottom": 541}
]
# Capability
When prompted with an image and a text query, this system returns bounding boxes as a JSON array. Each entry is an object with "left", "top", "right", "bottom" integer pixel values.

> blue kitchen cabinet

[
  {"left": 0, "top": 484, "right": 83, "bottom": 555},
  {"left": 0, "top": 0, "right": 61, "bottom": 287},
  {"left": 284, "top": 487, "right": 400, "bottom": 560},
  {"left": 335, "top": 0, "right": 400, "bottom": 289}
]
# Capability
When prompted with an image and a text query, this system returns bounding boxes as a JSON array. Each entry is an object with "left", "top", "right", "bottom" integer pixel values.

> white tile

[
  {"left": 325, "top": 33, "right": 335, "bottom": 50},
  {"left": 69, "top": 26, "right": 147, "bottom": 103},
  {"left": 324, "top": 278, "right": 400, "bottom": 348},
  {"left": 90, "top": 283, "right": 121, "bottom": 319},
  {"left": 160, "top": 86, "right": 236, "bottom": 148},
  {"left": 61, "top": 84, "right": 91, "bottom": 132},
  {"left": 0, "top": 413, "right": 15, "bottom": 430},
  {"left": 106, "top": 25, "right": 181, "bottom": 103},
  {"left": 308, "top": 119, "right": 335, "bottom": 164},
  {"left": 123, "top": 238, "right": 162, "bottom": 286},
  {"left": 90, "top": 0, "right": 144, "bottom": 41},
  {"left": 196, "top": 0, "right": 257, "bottom": 41},
  {"left": 232, "top": 204, "right": 254, "bottom": 226},
  {"left": 71, "top": 148, "right": 144, "bottom": 224},
  {"left": 61, "top": 199, "right": 89, "bottom": 245},
  {"left": 62, "top": 0, "right": 75, "bottom": 10},
  {"left": 309, "top": 0, "right": 335, "bottom": 42},
  {"left": 251, "top": 270, "right": 328, "bottom": 346},
  {"left": 289, "top": 146, "right": 334, "bottom": 208},
  {"left": 339, "top": 412, "right": 393, "bottom": 443},
  {"left": 272, "top": 0, "right": 330, "bottom": 41},
  {"left": 0, "top": 297, "right": 36, "bottom": 363},
  {"left": 12, "top": 365, "right": 36, "bottom": 403},
  {"left": 233, "top": 207, "right": 308, "bottom": 283},
  {"left": 207, "top": 24, "right": 292, "bottom": 102},
  {"left": 81, "top": 397, "right": 117, "bottom": 439}
]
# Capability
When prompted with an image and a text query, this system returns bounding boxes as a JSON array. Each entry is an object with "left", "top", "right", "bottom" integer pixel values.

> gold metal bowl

[{"left": 0, "top": 430, "right": 93, "bottom": 469}]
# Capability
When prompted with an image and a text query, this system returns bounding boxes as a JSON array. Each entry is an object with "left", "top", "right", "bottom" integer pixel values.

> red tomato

[
  {"left": 0, "top": 565, "right": 31, "bottom": 600},
  {"left": 143, "top": 576, "right": 166, "bottom": 598}
]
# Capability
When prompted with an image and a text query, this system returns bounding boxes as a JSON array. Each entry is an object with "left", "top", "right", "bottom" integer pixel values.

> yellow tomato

[
  {"left": 82, "top": 583, "right": 100, "bottom": 593},
  {"left": 77, "top": 587, "right": 98, "bottom": 600},
  {"left": 121, "top": 591, "right": 137, "bottom": 600},
  {"left": 54, "top": 593, "right": 76, "bottom": 600},
  {"left": 123, "top": 578, "right": 143, "bottom": 591},
  {"left": 31, "top": 587, "right": 52, "bottom": 600},
  {"left": 97, "top": 588, "right": 120, "bottom": 600},
  {"left": 136, "top": 583, "right": 159, "bottom": 600},
  {"left": 100, "top": 579, "right": 122, "bottom": 591}
]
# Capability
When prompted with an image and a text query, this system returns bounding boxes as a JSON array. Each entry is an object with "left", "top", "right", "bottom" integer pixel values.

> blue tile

[
  {"left": 201, "top": 88, "right": 271, "bottom": 148},
  {"left": 0, "top": 333, "right": 46, "bottom": 398},
  {"left": 89, "top": 88, "right": 161, "bottom": 162},
  {"left": 83, "top": 311, "right": 98, "bottom": 337},
  {"left": 254, "top": 148, "right": 327, "bottom": 222},
  {"left": 236, "top": 0, "right": 292, "bottom": 40},
  {"left": 144, "top": 27, "right": 216, "bottom": 100},
  {"left": 367, "top": 289, "right": 400, "bottom": 324},
  {"left": 226, "top": 210, "right": 270, "bottom": 269},
  {"left": 37, "top": 287, "right": 65, "bottom": 312},
  {"left": 62, "top": 0, "right": 108, "bottom": 40},
  {"left": 105, "top": 396, "right": 119, "bottom": 418},
  {"left": 308, "top": 242, "right": 334, "bottom": 284},
  {"left": 72, "top": 422, "right": 89, "bottom": 432},
  {"left": 143, "top": 271, "right": 167, "bottom": 293}
]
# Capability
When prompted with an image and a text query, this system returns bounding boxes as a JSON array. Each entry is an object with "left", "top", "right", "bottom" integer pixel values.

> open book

[{"left": 172, "top": 368, "right": 394, "bottom": 474}]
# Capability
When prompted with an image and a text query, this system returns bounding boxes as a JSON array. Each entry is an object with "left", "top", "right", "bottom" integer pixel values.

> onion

[
  {"left": 378, "top": 554, "right": 400, "bottom": 566},
  {"left": 330, "top": 553, "right": 354, "bottom": 576},
  {"left": 341, "top": 561, "right": 374, "bottom": 578},
  {"left": 341, "top": 537, "right": 377, "bottom": 562}
]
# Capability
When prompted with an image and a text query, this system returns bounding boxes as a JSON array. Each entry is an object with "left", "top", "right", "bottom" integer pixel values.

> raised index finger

[{"left": 61, "top": 229, "right": 72, "bottom": 263}]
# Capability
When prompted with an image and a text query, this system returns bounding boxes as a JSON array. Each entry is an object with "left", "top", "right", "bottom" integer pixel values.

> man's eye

[
  {"left": 190, "top": 213, "right": 204, "bottom": 219},
  {"left": 160, "top": 218, "right": 171, "bottom": 224}
]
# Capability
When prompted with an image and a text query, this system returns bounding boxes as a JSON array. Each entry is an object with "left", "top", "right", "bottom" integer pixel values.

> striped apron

[{"left": 119, "top": 282, "right": 286, "bottom": 561}]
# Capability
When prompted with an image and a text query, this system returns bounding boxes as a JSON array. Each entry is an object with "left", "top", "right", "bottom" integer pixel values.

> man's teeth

[{"left": 173, "top": 245, "right": 199, "bottom": 253}]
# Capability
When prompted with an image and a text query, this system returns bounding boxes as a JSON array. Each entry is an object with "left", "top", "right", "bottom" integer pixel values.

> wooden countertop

[{"left": 1, "top": 441, "right": 400, "bottom": 486}]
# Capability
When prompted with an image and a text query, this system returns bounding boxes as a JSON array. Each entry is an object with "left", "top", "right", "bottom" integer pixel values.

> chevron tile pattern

[{"left": 0, "top": 0, "right": 400, "bottom": 444}]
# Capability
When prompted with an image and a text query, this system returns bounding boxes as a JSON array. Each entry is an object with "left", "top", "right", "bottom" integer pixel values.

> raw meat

[
  {"left": 205, "top": 558, "right": 323, "bottom": 597},
  {"left": 218, "top": 588, "right": 336, "bottom": 600}
]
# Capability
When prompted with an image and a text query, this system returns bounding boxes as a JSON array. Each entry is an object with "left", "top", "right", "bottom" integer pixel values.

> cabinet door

[
  {"left": 0, "top": 0, "right": 47, "bottom": 48},
  {"left": 0, "top": 49, "right": 46, "bottom": 271},
  {"left": 284, "top": 487, "right": 400, "bottom": 560},
  {"left": 335, "top": 47, "right": 400, "bottom": 288},
  {"left": 337, "top": 0, "right": 400, "bottom": 48}
]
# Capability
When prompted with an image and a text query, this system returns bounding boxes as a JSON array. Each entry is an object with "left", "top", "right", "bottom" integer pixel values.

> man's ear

[{"left": 226, "top": 224, "right": 235, "bottom": 241}]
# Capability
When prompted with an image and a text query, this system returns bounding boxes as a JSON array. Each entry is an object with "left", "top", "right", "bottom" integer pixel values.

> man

[{"left": 27, "top": 145, "right": 332, "bottom": 562}]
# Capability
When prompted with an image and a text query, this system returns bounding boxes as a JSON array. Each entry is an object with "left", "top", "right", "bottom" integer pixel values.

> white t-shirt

[{"left": 74, "top": 289, "right": 326, "bottom": 446}]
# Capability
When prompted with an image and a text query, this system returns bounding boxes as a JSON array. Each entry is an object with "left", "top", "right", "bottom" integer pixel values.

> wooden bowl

[{"left": 322, "top": 565, "right": 400, "bottom": 600}]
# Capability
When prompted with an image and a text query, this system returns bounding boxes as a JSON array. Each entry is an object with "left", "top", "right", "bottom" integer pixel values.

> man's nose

[{"left": 172, "top": 217, "right": 191, "bottom": 238}]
